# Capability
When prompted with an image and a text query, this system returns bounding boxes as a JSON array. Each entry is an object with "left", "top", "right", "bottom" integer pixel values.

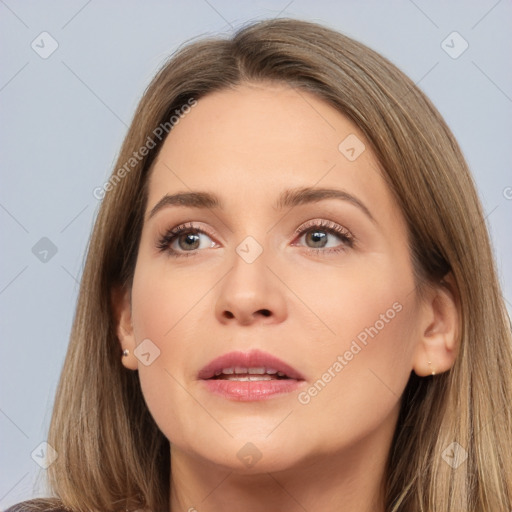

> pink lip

[{"left": 198, "top": 349, "right": 305, "bottom": 401}]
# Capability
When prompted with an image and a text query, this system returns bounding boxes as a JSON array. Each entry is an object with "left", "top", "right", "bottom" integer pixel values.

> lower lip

[{"left": 202, "top": 378, "right": 303, "bottom": 401}]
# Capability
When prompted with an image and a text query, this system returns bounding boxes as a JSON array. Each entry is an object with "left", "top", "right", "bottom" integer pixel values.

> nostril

[{"left": 221, "top": 309, "right": 271, "bottom": 321}]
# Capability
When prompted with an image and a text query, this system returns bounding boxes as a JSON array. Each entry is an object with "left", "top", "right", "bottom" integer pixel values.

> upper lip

[{"left": 198, "top": 349, "right": 305, "bottom": 380}]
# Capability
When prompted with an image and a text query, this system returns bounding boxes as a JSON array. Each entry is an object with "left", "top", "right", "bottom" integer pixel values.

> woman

[{"left": 7, "top": 17, "right": 511, "bottom": 512}]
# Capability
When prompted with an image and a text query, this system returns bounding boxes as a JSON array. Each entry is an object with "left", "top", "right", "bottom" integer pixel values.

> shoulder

[{"left": 4, "top": 500, "right": 70, "bottom": 512}]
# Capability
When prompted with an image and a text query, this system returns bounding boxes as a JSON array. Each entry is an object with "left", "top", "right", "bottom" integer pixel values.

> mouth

[
  {"left": 198, "top": 349, "right": 305, "bottom": 401},
  {"left": 209, "top": 367, "right": 292, "bottom": 381}
]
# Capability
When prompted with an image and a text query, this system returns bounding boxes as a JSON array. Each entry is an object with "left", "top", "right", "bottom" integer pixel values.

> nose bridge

[{"left": 214, "top": 233, "right": 287, "bottom": 325}]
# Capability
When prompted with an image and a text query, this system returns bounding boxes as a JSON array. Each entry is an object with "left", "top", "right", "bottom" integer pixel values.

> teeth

[
  {"left": 224, "top": 375, "right": 273, "bottom": 381},
  {"left": 217, "top": 367, "right": 286, "bottom": 377},
  {"left": 248, "top": 367, "right": 266, "bottom": 374}
]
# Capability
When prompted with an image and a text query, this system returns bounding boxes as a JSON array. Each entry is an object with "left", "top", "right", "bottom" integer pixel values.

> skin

[{"left": 114, "top": 82, "right": 459, "bottom": 511}]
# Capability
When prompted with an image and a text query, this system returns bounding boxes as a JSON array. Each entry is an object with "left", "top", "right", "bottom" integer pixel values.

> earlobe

[
  {"left": 111, "top": 285, "right": 138, "bottom": 371},
  {"left": 412, "top": 273, "right": 460, "bottom": 377}
]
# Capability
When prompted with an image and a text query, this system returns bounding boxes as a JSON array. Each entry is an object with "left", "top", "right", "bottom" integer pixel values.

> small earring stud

[
  {"left": 122, "top": 349, "right": 130, "bottom": 357},
  {"left": 427, "top": 360, "right": 436, "bottom": 376}
]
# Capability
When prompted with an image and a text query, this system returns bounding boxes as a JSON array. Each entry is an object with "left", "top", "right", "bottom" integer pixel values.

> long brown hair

[{"left": 19, "top": 18, "right": 511, "bottom": 512}]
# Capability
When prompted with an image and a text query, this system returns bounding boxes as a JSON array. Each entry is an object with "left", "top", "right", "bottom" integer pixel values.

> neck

[{"left": 169, "top": 405, "right": 398, "bottom": 512}]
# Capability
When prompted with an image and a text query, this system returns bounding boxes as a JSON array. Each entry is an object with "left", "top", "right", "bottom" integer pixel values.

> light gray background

[{"left": 1, "top": 0, "right": 511, "bottom": 508}]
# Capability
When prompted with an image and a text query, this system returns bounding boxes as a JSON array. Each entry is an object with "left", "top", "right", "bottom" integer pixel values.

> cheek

[
  {"left": 131, "top": 256, "right": 210, "bottom": 339},
  {"left": 127, "top": 260, "right": 205, "bottom": 443},
  {"left": 289, "top": 262, "right": 418, "bottom": 448}
]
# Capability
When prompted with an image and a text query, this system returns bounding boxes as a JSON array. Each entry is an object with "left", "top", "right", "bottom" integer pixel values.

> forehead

[
  {"left": 146, "top": 83, "right": 397, "bottom": 224},
  {"left": 155, "top": 82, "right": 361, "bottom": 171}
]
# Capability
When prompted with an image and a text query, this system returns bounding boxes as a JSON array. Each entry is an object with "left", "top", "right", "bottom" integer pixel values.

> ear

[
  {"left": 111, "top": 285, "right": 138, "bottom": 371},
  {"left": 412, "top": 273, "right": 460, "bottom": 377}
]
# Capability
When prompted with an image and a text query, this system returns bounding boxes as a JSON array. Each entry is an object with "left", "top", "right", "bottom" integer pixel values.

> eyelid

[
  {"left": 156, "top": 221, "right": 220, "bottom": 253},
  {"left": 293, "top": 218, "right": 355, "bottom": 242}
]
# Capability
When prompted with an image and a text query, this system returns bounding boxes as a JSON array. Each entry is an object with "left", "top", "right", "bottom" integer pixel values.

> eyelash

[{"left": 156, "top": 220, "right": 355, "bottom": 258}]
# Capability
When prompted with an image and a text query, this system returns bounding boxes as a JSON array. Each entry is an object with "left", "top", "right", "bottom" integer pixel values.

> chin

[{"left": 192, "top": 436, "right": 309, "bottom": 474}]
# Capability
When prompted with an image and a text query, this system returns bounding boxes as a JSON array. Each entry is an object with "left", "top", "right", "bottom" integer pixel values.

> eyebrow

[{"left": 147, "top": 186, "right": 376, "bottom": 223}]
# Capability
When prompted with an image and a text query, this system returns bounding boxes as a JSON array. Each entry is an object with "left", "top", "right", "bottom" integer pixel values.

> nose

[{"left": 214, "top": 249, "right": 287, "bottom": 326}]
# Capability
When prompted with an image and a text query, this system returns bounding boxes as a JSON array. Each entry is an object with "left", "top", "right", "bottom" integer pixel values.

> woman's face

[{"left": 123, "top": 82, "right": 425, "bottom": 472}]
